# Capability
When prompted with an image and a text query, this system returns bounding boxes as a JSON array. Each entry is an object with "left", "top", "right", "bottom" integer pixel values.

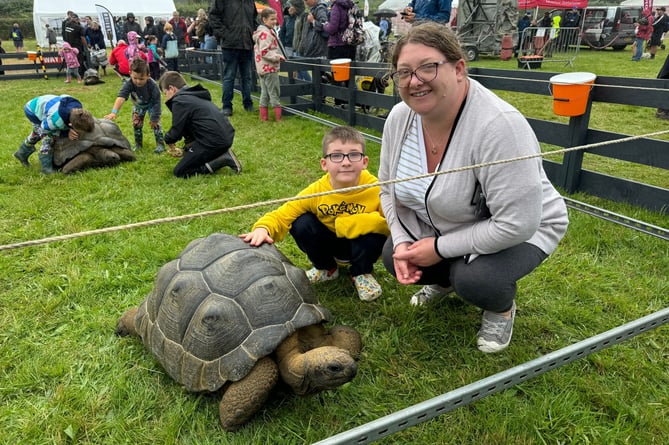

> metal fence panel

[{"left": 518, "top": 27, "right": 581, "bottom": 68}]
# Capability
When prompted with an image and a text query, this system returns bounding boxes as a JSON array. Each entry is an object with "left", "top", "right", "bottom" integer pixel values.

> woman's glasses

[
  {"left": 390, "top": 60, "right": 448, "bottom": 88},
  {"left": 324, "top": 152, "right": 365, "bottom": 163}
]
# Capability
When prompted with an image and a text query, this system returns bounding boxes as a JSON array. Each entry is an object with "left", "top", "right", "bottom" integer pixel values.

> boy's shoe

[
  {"left": 153, "top": 145, "right": 165, "bottom": 154},
  {"left": 353, "top": 274, "right": 382, "bottom": 302},
  {"left": 410, "top": 284, "right": 453, "bottom": 306},
  {"left": 655, "top": 109, "right": 669, "bottom": 120},
  {"left": 222, "top": 108, "right": 233, "bottom": 116},
  {"left": 306, "top": 267, "right": 339, "bottom": 284},
  {"left": 477, "top": 302, "right": 516, "bottom": 353}
]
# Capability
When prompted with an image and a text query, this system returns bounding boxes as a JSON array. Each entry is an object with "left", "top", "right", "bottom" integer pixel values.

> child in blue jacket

[{"left": 14, "top": 94, "right": 94, "bottom": 174}]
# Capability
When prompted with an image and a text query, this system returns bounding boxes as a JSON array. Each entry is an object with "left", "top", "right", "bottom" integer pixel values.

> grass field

[{"left": 0, "top": 41, "right": 667, "bottom": 444}]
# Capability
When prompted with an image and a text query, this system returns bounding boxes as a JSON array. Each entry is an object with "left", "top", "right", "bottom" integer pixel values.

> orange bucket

[
  {"left": 330, "top": 58, "right": 351, "bottom": 82},
  {"left": 27, "top": 51, "right": 37, "bottom": 61},
  {"left": 549, "top": 72, "right": 597, "bottom": 117}
]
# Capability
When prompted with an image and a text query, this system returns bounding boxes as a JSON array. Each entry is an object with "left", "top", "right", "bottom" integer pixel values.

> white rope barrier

[{"left": 2, "top": 129, "right": 667, "bottom": 252}]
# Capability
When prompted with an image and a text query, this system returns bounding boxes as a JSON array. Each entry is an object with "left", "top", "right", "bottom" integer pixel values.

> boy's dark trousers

[{"left": 289, "top": 212, "right": 386, "bottom": 276}]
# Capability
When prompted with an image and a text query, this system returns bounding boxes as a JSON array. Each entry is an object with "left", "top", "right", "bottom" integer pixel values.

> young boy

[
  {"left": 14, "top": 94, "right": 95, "bottom": 174},
  {"left": 240, "top": 126, "right": 389, "bottom": 301},
  {"left": 158, "top": 71, "right": 241, "bottom": 178},
  {"left": 104, "top": 58, "right": 165, "bottom": 153}
]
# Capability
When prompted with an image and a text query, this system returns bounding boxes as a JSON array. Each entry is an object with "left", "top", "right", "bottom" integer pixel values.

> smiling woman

[{"left": 378, "top": 21, "right": 570, "bottom": 354}]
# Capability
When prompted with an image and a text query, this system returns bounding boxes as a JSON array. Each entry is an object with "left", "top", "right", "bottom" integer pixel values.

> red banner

[
  {"left": 518, "top": 0, "right": 588, "bottom": 9},
  {"left": 267, "top": 0, "right": 284, "bottom": 25},
  {"left": 644, "top": 0, "right": 654, "bottom": 13}
]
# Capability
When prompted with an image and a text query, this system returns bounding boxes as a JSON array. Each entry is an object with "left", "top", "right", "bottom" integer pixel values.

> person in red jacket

[
  {"left": 109, "top": 39, "right": 147, "bottom": 77},
  {"left": 632, "top": 10, "right": 654, "bottom": 61},
  {"left": 169, "top": 11, "right": 189, "bottom": 47}
]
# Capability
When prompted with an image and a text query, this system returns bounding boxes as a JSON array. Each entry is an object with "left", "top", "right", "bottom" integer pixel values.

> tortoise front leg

[{"left": 219, "top": 357, "right": 279, "bottom": 432}]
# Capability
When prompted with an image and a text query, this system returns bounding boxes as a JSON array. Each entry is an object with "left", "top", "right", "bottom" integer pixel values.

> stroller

[
  {"left": 356, "top": 21, "right": 391, "bottom": 114},
  {"left": 89, "top": 45, "right": 109, "bottom": 75}
]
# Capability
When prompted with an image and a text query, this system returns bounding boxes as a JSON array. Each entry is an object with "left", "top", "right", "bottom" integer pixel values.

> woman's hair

[
  {"left": 197, "top": 8, "right": 207, "bottom": 20},
  {"left": 159, "top": 71, "right": 187, "bottom": 91},
  {"left": 322, "top": 126, "right": 366, "bottom": 156},
  {"left": 390, "top": 22, "right": 466, "bottom": 71},
  {"left": 69, "top": 109, "right": 95, "bottom": 133},
  {"left": 261, "top": 7, "right": 277, "bottom": 20}
]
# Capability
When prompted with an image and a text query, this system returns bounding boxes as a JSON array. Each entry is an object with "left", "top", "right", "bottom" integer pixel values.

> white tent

[{"left": 33, "top": 0, "right": 177, "bottom": 48}]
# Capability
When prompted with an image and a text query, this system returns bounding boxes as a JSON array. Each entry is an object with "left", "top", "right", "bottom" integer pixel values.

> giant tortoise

[
  {"left": 53, "top": 117, "right": 135, "bottom": 174},
  {"left": 116, "top": 233, "right": 362, "bottom": 431}
]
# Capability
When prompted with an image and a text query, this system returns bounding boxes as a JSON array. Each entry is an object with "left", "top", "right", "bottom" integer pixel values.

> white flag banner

[
  {"left": 364, "top": 0, "right": 370, "bottom": 18},
  {"left": 95, "top": 4, "right": 118, "bottom": 47}
]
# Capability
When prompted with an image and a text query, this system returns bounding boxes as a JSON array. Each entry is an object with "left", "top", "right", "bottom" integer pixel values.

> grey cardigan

[{"left": 378, "top": 78, "right": 569, "bottom": 259}]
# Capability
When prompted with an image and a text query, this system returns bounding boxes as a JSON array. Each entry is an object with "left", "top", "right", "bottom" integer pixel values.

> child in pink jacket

[
  {"left": 59, "top": 42, "right": 81, "bottom": 83},
  {"left": 253, "top": 7, "right": 286, "bottom": 121}
]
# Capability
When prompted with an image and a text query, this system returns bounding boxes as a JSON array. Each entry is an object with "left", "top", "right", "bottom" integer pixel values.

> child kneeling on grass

[
  {"left": 14, "top": 94, "right": 94, "bottom": 174},
  {"left": 159, "top": 71, "right": 241, "bottom": 178},
  {"left": 240, "top": 126, "right": 389, "bottom": 301}
]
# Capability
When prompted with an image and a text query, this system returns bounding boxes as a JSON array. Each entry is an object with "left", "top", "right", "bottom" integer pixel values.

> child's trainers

[
  {"left": 306, "top": 267, "right": 339, "bottom": 284},
  {"left": 353, "top": 274, "right": 382, "bottom": 302},
  {"left": 153, "top": 144, "right": 165, "bottom": 154},
  {"left": 410, "top": 284, "right": 453, "bottom": 306}
]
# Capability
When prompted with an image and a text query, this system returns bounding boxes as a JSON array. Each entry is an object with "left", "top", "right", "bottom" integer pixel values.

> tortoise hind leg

[
  {"left": 115, "top": 307, "right": 139, "bottom": 337},
  {"left": 219, "top": 357, "right": 279, "bottom": 432}
]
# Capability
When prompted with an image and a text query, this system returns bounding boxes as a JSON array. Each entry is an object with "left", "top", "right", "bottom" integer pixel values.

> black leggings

[
  {"left": 382, "top": 238, "right": 548, "bottom": 313},
  {"left": 290, "top": 212, "right": 386, "bottom": 277}
]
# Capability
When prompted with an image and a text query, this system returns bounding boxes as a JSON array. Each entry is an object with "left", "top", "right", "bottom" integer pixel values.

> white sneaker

[
  {"left": 477, "top": 302, "right": 516, "bottom": 353},
  {"left": 306, "top": 267, "right": 339, "bottom": 284},
  {"left": 410, "top": 284, "right": 453, "bottom": 306}
]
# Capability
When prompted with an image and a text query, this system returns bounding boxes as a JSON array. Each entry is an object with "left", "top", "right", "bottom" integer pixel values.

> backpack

[{"left": 341, "top": 3, "right": 366, "bottom": 46}]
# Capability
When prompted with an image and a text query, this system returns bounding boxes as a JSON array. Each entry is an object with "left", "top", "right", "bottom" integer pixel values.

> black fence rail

[
  {"left": 0, "top": 50, "right": 63, "bottom": 80},
  {"left": 179, "top": 53, "right": 667, "bottom": 214}
]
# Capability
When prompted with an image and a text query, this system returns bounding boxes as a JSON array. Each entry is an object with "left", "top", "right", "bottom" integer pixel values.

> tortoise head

[{"left": 280, "top": 346, "right": 358, "bottom": 395}]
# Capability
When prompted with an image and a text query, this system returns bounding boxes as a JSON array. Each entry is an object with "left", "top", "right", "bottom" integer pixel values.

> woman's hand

[
  {"left": 392, "top": 242, "right": 422, "bottom": 284},
  {"left": 401, "top": 237, "right": 442, "bottom": 267},
  {"left": 239, "top": 228, "right": 274, "bottom": 247}
]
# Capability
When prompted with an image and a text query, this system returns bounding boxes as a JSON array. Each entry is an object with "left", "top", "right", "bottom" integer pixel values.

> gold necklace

[{"left": 422, "top": 124, "right": 445, "bottom": 155}]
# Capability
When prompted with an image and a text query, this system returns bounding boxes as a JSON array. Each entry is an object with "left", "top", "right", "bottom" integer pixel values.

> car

[{"left": 579, "top": 5, "right": 643, "bottom": 50}]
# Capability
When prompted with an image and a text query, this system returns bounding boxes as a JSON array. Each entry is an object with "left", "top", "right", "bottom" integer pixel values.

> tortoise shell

[{"left": 134, "top": 233, "right": 331, "bottom": 392}]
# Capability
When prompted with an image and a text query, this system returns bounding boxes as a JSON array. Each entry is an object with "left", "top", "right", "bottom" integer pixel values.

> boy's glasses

[
  {"left": 390, "top": 60, "right": 448, "bottom": 88},
  {"left": 324, "top": 152, "right": 365, "bottom": 163}
]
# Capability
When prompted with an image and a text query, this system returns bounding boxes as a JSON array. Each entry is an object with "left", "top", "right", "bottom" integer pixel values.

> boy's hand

[
  {"left": 68, "top": 128, "right": 80, "bottom": 140},
  {"left": 167, "top": 144, "right": 183, "bottom": 157},
  {"left": 104, "top": 113, "right": 117, "bottom": 120},
  {"left": 239, "top": 228, "right": 274, "bottom": 247}
]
